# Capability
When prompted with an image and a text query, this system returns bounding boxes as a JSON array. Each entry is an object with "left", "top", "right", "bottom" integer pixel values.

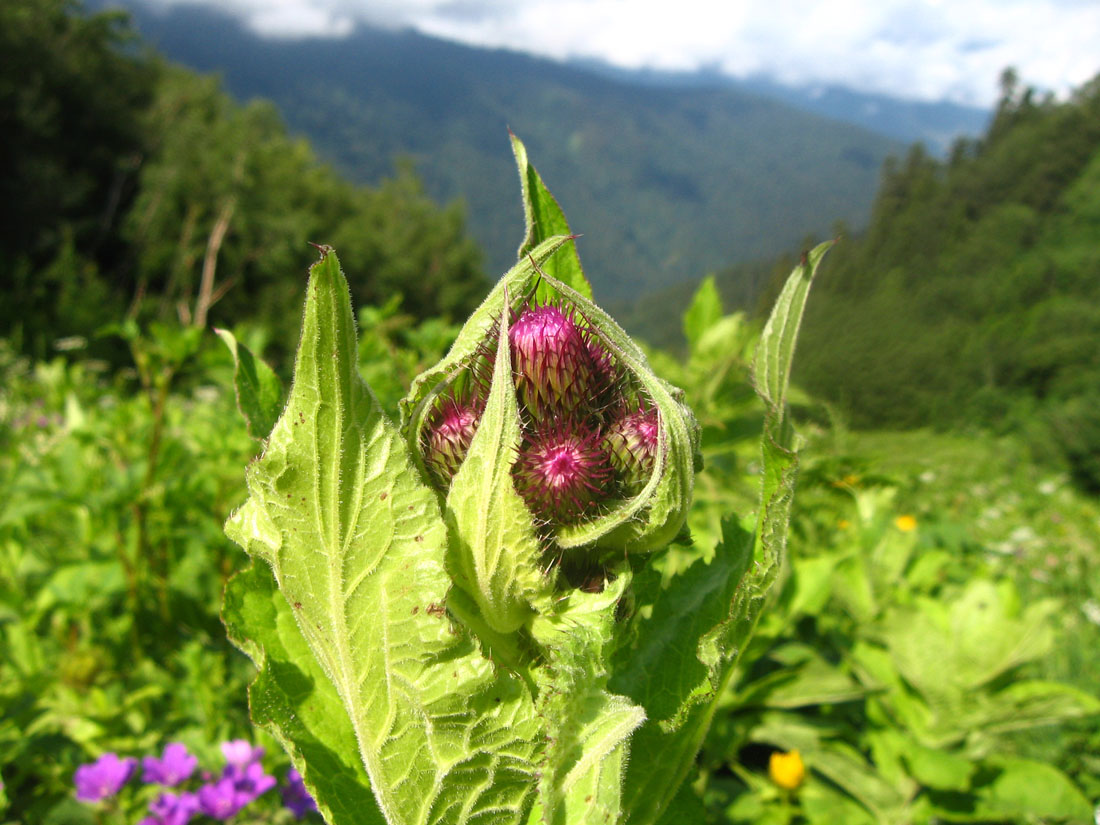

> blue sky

[{"left": 137, "top": 0, "right": 1100, "bottom": 106}]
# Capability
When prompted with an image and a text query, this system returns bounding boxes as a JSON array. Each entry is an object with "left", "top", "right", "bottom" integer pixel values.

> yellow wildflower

[
  {"left": 768, "top": 749, "right": 805, "bottom": 790},
  {"left": 894, "top": 514, "right": 918, "bottom": 532},
  {"left": 837, "top": 518, "right": 850, "bottom": 529}
]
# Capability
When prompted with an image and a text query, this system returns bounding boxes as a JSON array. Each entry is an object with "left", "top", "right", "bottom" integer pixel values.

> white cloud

[{"left": 141, "top": 0, "right": 1100, "bottom": 106}]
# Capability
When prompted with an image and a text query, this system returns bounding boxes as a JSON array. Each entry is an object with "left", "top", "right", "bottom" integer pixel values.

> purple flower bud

[
  {"left": 424, "top": 396, "right": 481, "bottom": 487},
  {"left": 513, "top": 423, "right": 612, "bottom": 523},
  {"left": 603, "top": 407, "right": 660, "bottom": 494},
  {"left": 142, "top": 743, "right": 198, "bottom": 787},
  {"left": 585, "top": 335, "right": 621, "bottom": 407},
  {"left": 74, "top": 753, "right": 137, "bottom": 802},
  {"left": 509, "top": 303, "right": 597, "bottom": 419},
  {"left": 282, "top": 768, "right": 318, "bottom": 819}
]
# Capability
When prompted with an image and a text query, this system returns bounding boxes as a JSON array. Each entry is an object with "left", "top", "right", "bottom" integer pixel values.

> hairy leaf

[
  {"left": 225, "top": 250, "right": 541, "bottom": 825},
  {"left": 223, "top": 563, "right": 385, "bottom": 825},
  {"left": 531, "top": 574, "right": 644, "bottom": 825},
  {"left": 510, "top": 132, "right": 593, "bottom": 303},
  {"left": 614, "top": 244, "right": 830, "bottom": 824}
]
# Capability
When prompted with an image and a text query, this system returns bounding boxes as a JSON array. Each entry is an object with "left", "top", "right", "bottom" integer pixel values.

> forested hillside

[
  {"left": 1, "top": 0, "right": 487, "bottom": 361},
  {"left": 114, "top": 1, "right": 904, "bottom": 301},
  {"left": 793, "top": 70, "right": 1100, "bottom": 487}
]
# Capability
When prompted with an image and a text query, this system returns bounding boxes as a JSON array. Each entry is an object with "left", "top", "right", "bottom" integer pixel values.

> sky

[{"left": 139, "top": 0, "right": 1100, "bottom": 107}]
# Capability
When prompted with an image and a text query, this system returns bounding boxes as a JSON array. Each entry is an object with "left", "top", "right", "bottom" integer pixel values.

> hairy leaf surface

[
  {"left": 531, "top": 574, "right": 644, "bottom": 825},
  {"left": 223, "top": 562, "right": 385, "bottom": 824},
  {"left": 510, "top": 132, "right": 593, "bottom": 303},
  {"left": 225, "top": 250, "right": 541, "bottom": 825}
]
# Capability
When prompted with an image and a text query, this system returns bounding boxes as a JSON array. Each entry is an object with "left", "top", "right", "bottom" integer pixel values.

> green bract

[{"left": 223, "top": 132, "right": 830, "bottom": 825}]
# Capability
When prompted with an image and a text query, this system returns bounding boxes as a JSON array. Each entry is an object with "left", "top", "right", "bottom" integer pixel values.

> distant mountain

[
  {"left": 110, "top": 2, "right": 906, "bottom": 303},
  {"left": 738, "top": 79, "right": 991, "bottom": 155},
  {"left": 574, "top": 63, "right": 992, "bottom": 155}
]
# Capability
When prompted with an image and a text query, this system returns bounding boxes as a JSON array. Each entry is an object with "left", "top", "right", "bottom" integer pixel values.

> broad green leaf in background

[
  {"left": 682, "top": 275, "right": 723, "bottom": 351},
  {"left": 614, "top": 244, "right": 831, "bottom": 824},
  {"left": 510, "top": 132, "right": 593, "bottom": 304},
  {"left": 225, "top": 250, "right": 541, "bottom": 825},
  {"left": 969, "top": 757, "right": 1093, "bottom": 821},
  {"left": 214, "top": 327, "right": 284, "bottom": 440}
]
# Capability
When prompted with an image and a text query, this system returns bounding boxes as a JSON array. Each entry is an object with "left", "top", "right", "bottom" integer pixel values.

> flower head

[
  {"left": 894, "top": 514, "right": 918, "bottom": 532},
  {"left": 220, "top": 739, "right": 263, "bottom": 769},
  {"left": 142, "top": 743, "right": 198, "bottom": 787},
  {"left": 142, "top": 790, "right": 199, "bottom": 825},
  {"left": 227, "top": 759, "right": 277, "bottom": 802},
  {"left": 74, "top": 753, "right": 137, "bottom": 802},
  {"left": 403, "top": 265, "right": 700, "bottom": 554},
  {"left": 509, "top": 303, "right": 597, "bottom": 420},
  {"left": 513, "top": 423, "right": 612, "bottom": 523},
  {"left": 197, "top": 776, "right": 246, "bottom": 821},
  {"left": 603, "top": 406, "right": 659, "bottom": 495},
  {"left": 768, "top": 749, "right": 805, "bottom": 790},
  {"left": 424, "top": 395, "right": 481, "bottom": 486}
]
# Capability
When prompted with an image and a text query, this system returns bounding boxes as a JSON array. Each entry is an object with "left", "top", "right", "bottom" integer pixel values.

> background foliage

[
  {"left": 1, "top": 0, "right": 486, "bottom": 365},
  {"left": 1, "top": 3, "right": 1098, "bottom": 823}
]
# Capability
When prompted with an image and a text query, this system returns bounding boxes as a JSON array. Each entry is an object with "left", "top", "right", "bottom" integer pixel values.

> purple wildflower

[
  {"left": 141, "top": 790, "right": 199, "bottom": 825},
  {"left": 282, "top": 768, "right": 317, "bottom": 819},
  {"left": 142, "top": 743, "right": 198, "bottom": 787},
  {"left": 220, "top": 739, "right": 264, "bottom": 769},
  {"left": 197, "top": 776, "right": 246, "bottom": 820},
  {"left": 198, "top": 746, "right": 277, "bottom": 820},
  {"left": 74, "top": 753, "right": 137, "bottom": 801},
  {"left": 229, "top": 759, "right": 277, "bottom": 802}
]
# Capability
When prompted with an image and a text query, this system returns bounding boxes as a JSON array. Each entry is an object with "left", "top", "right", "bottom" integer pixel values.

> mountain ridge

[{"left": 110, "top": 1, "right": 907, "bottom": 302}]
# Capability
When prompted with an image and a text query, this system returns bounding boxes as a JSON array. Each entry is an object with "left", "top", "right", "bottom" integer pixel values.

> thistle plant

[{"left": 221, "top": 133, "right": 830, "bottom": 825}]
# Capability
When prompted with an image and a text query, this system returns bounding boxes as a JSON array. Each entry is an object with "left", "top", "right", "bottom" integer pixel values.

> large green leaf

[
  {"left": 223, "top": 563, "right": 385, "bottom": 825},
  {"left": 612, "top": 517, "right": 755, "bottom": 823},
  {"left": 970, "top": 757, "right": 1093, "bottom": 821},
  {"left": 225, "top": 250, "right": 541, "bottom": 825}
]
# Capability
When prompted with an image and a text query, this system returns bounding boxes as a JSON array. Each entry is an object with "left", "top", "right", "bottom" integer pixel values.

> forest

[
  {"left": 2, "top": 2, "right": 1098, "bottom": 824},
  {"left": 2, "top": 0, "right": 487, "bottom": 365}
]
